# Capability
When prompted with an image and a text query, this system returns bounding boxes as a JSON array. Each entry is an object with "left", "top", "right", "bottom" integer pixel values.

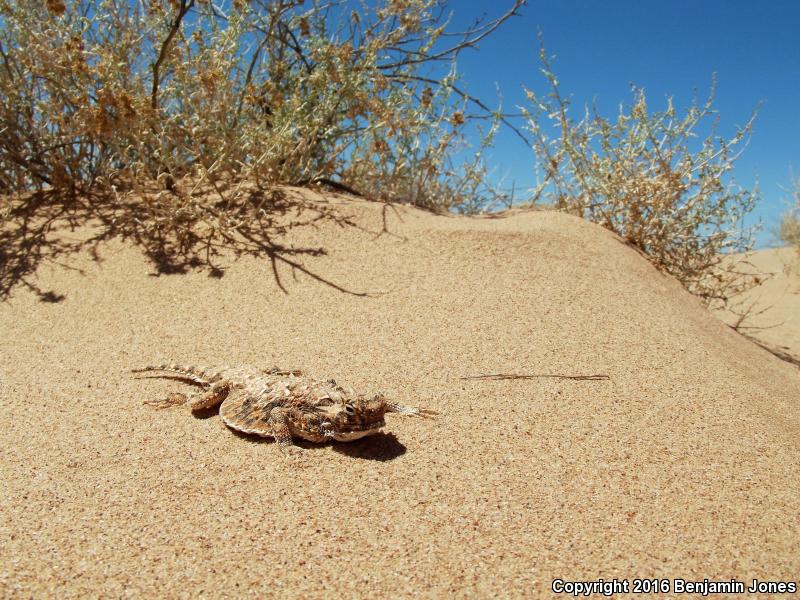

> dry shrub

[
  {"left": 0, "top": 1, "right": 521, "bottom": 212},
  {"left": 525, "top": 44, "right": 760, "bottom": 307}
]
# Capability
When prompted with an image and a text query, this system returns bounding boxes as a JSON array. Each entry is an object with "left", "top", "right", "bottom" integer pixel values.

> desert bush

[
  {"left": 524, "top": 44, "right": 760, "bottom": 306},
  {"left": 0, "top": 0, "right": 521, "bottom": 209},
  {"left": 779, "top": 178, "right": 800, "bottom": 253},
  {"left": 0, "top": 0, "right": 526, "bottom": 296}
]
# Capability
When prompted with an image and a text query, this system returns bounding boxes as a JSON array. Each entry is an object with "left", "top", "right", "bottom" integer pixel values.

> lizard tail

[{"left": 131, "top": 364, "right": 216, "bottom": 385}]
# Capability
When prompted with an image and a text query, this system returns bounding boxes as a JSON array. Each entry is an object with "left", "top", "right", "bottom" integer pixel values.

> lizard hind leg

[
  {"left": 187, "top": 380, "right": 232, "bottom": 411},
  {"left": 143, "top": 381, "right": 231, "bottom": 411},
  {"left": 143, "top": 392, "right": 188, "bottom": 410}
]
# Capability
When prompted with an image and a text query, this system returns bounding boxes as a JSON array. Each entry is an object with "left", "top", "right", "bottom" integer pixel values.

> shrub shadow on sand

[{"left": 0, "top": 183, "right": 372, "bottom": 301}]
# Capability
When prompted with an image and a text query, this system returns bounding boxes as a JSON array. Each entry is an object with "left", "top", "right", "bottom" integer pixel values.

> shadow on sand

[
  {"left": 331, "top": 432, "right": 407, "bottom": 461},
  {"left": 1, "top": 183, "right": 373, "bottom": 301},
  {"left": 228, "top": 428, "right": 407, "bottom": 461}
]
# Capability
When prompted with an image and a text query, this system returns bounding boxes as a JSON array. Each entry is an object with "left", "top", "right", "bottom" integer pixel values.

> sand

[
  {"left": 1, "top": 189, "right": 799, "bottom": 598},
  {"left": 714, "top": 246, "right": 800, "bottom": 362}
]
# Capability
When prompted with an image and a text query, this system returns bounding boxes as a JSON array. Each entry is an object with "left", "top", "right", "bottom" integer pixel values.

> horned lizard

[{"left": 132, "top": 364, "right": 434, "bottom": 452}]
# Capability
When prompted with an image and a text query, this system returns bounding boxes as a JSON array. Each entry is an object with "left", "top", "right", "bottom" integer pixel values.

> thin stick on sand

[{"left": 461, "top": 373, "right": 611, "bottom": 381}]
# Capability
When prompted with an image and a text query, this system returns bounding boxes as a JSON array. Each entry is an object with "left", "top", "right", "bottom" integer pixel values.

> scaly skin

[{"left": 132, "top": 364, "right": 435, "bottom": 452}]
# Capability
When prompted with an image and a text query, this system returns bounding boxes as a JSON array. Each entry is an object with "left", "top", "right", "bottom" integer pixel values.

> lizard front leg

[
  {"left": 385, "top": 400, "right": 438, "bottom": 418},
  {"left": 266, "top": 407, "right": 333, "bottom": 454},
  {"left": 266, "top": 407, "right": 301, "bottom": 452}
]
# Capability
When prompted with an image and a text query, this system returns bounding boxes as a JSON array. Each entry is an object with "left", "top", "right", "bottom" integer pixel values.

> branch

[
  {"left": 0, "top": 41, "right": 15, "bottom": 80},
  {"left": 461, "top": 373, "right": 611, "bottom": 381},
  {"left": 234, "top": 33, "right": 271, "bottom": 124},
  {"left": 390, "top": 74, "right": 530, "bottom": 146},
  {"left": 378, "top": 0, "right": 525, "bottom": 70},
  {"left": 151, "top": 0, "right": 195, "bottom": 111}
]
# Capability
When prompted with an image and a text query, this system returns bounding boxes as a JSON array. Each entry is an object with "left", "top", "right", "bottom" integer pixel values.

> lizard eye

[{"left": 344, "top": 403, "right": 355, "bottom": 415}]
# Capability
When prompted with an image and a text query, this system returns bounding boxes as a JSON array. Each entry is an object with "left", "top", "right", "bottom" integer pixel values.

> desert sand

[
  {"left": 1, "top": 189, "right": 799, "bottom": 598},
  {"left": 714, "top": 246, "right": 800, "bottom": 363}
]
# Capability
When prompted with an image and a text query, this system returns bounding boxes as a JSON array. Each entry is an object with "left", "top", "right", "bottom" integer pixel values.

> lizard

[{"left": 132, "top": 364, "right": 434, "bottom": 452}]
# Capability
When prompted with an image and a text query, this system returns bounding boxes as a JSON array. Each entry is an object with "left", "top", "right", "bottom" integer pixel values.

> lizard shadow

[
  {"left": 228, "top": 428, "right": 284, "bottom": 446},
  {"left": 228, "top": 428, "right": 407, "bottom": 460},
  {"left": 226, "top": 428, "right": 331, "bottom": 454},
  {"left": 331, "top": 432, "right": 407, "bottom": 461},
  {"left": 190, "top": 406, "right": 223, "bottom": 420}
]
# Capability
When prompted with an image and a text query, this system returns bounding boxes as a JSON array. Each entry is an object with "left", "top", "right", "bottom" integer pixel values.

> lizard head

[{"left": 322, "top": 394, "right": 390, "bottom": 441}]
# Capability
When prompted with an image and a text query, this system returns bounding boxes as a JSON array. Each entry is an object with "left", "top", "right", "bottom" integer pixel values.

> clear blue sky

[{"left": 441, "top": 0, "right": 800, "bottom": 247}]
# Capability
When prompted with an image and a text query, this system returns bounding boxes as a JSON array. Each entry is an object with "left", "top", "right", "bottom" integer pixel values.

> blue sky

[{"left": 441, "top": 0, "right": 799, "bottom": 247}]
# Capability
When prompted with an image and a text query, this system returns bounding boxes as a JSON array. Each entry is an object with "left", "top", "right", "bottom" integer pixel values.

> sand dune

[
  {"left": 714, "top": 247, "right": 800, "bottom": 362},
  {"left": 1, "top": 190, "right": 798, "bottom": 598}
]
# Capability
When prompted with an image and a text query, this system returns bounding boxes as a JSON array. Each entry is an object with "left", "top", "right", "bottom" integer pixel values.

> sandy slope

[
  {"left": 714, "top": 247, "right": 800, "bottom": 362},
  {"left": 1, "top": 190, "right": 799, "bottom": 598}
]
